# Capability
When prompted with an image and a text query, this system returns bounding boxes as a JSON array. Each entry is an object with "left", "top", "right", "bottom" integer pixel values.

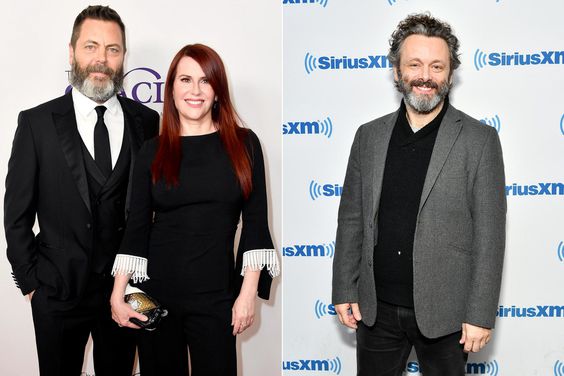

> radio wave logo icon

[
  {"left": 325, "top": 241, "right": 335, "bottom": 257},
  {"left": 314, "top": 300, "right": 336, "bottom": 319},
  {"left": 485, "top": 360, "right": 499, "bottom": 376},
  {"left": 474, "top": 49, "right": 488, "bottom": 71},
  {"left": 387, "top": 0, "right": 397, "bottom": 5},
  {"left": 479, "top": 115, "right": 501, "bottom": 132},
  {"left": 557, "top": 241, "right": 564, "bottom": 262},
  {"left": 555, "top": 360, "right": 564, "bottom": 376},
  {"left": 560, "top": 113, "right": 564, "bottom": 136},
  {"left": 304, "top": 52, "right": 318, "bottom": 74},
  {"left": 329, "top": 357, "right": 342, "bottom": 375},
  {"left": 317, "top": 0, "right": 329, "bottom": 7},
  {"left": 320, "top": 117, "right": 333, "bottom": 138},
  {"left": 309, "top": 180, "right": 323, "bottom": 200}
]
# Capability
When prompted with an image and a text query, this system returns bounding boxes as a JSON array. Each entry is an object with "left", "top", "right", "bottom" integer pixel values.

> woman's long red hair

[{"left": 151, "top": 44, "right": 252, "bottom": 198}]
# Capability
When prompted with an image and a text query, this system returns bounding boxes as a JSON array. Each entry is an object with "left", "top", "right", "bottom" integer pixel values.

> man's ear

[{"left": 68, "top": 43, "right": 74, "bottom": 66}]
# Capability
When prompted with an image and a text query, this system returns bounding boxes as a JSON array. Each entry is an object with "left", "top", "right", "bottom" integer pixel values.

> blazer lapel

[
  {"left": 53, "top": 93, "right": 91, "bottom": 214},
  {"left": 371, "top": 111, "right": 398, "bottom": 220},
  {"left": 418, "top": 104, "right": 463, "bottom": 213},
  {"left": 118, "top": 98, "right": 145, "bottom": 214}
]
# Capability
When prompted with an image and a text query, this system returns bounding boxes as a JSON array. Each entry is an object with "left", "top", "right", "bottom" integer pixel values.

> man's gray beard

[
  {"left": 69, "top": 61, "right": 123, "bottom": 102},
  {"left": 396, "top": 73, "right": 450, "bottom": 114}
]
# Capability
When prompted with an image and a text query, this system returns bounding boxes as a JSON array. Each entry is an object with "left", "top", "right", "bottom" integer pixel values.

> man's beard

[
  {"left": 69, "top": 60, "right": 123, "bottom": 102},
  {"left": 395, "top": 71, "right": 450, "bottom": 114}
]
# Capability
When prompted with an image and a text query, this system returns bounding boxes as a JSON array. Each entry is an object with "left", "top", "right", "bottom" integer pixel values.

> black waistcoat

[{"left": 81, "top": 127, "right": 131, "bottom": 274}]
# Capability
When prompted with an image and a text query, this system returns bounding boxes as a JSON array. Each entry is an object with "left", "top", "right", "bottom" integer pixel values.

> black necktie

[{"left": 94, "top": 106, "right": 112, "bottom": 177}]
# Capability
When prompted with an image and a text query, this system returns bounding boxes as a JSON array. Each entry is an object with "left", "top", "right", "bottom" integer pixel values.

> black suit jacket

[{"left": 4, "top": 91, "right": 159, "bottom": 306}]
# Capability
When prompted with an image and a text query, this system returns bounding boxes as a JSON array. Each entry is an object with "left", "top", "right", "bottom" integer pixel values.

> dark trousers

[
  {"left": 31, "top": 274, "right": 136, "bottom": 376},
  {"left": 357, "top": 300, "right": 467, "bottom": 376},
  {"left": 137, "top": 289, "right": 236, "bottom": 376}
]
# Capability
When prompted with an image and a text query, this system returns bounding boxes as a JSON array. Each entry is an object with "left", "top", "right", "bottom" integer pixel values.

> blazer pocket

[
  {"left": 447, "top": 242, "right": 471, "bottom": 256},
  {"left": 38, "top": 241, "right": 64, "bottom": 251}
]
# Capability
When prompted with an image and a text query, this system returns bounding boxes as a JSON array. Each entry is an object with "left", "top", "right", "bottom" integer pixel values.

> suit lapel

[
  {"left": 118, "top": 97, "right": 144, "bottom": 214},
  {"left": 418, "top": 105, "right": 463, "bottom": 213},
  {"left": 53, "top": 93, "right": 91, "bottom": 213},
  {"left": 371, "top": 111, "right": 398, "bottom": 220}
]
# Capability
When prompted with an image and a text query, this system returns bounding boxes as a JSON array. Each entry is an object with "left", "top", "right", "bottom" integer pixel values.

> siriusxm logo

[
  {"left": 283, "top": 0, "right": 328, "bottom": 7},
  {"left": 309, "top": 181, "right": 343, "bottom": 200},
  {"left": 474, "top": 49, "right": 564, "bottom": 71},
  {"left": 283, "top": 357, "right": 342, "bottom": 374},
  {"left": 505, "top": 183, "right": 564, "bottom": 196},
  {"left": 283, "top": 241, "right": 335, "bottom": 258},
  {"left": 406, "top": 360, "right": 499, "bottom": 375},
  {"left": 66, "top": 67, "right": 164, "bottom": 104},
  {"left": 560, "top": 113, "right": 564, "bottom": 136},
  {"left": 314, "top": 300, "right": 337, "bottom": 319},
  {"left": 304, "top": 52, "right": 391, "bottom": 74},
  {"left": 283, "top": 117, "right": 333, "bottom": 138},
  {"left": 555, "top": 360, "right": 564, "bottom": 376},
  {"left": 479, "top": 115, "right": 501, "bottom": 133},
  {"left": 497, "top": 305, "right": 564, "bottom": 318},
  {"left": 558, "top": 241, "right": 564, "bottom": 263}
]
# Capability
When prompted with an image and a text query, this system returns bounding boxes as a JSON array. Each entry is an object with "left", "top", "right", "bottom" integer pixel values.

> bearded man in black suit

[{"left": 4, "top": 5, "right": 159, "bottom": 375}]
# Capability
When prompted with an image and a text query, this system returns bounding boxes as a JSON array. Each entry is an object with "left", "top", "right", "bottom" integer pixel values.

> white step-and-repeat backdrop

[
  {"left": 283, "top": 1, "right": 563, "bottom": 375},
  {"left": 1, "top": 1, "right": 281, "bottom": 375}
]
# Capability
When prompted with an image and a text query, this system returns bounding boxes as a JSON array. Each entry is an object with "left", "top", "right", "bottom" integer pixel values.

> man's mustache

[
  {"left": 409, "top": 78, "right": 438, "bottom": 89},
  {"left": 85, "top": 64, "right": 115, "bottom": 77}
]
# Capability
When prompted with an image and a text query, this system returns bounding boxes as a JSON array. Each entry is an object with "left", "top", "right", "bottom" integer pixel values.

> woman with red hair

[{"left": 109, "top": 44, "right": 279, "bottom": 375}]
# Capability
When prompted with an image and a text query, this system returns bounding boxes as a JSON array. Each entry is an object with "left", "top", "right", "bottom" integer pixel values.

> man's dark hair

[
  {"left": 388, "top": 13, "right": 460, "bottom": 72},
  {"left": 70, "top": 5, "right": 126, "bottom": 50}
]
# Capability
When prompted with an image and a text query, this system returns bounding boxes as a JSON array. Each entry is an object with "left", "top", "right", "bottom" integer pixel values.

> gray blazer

[{"left": 332, "top": 104, "right": 506, "bottom": 338}]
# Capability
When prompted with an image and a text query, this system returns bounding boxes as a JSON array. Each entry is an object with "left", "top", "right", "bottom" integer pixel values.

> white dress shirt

[{"left": 72, "top": 89, "right": 125, "bottom": 168}]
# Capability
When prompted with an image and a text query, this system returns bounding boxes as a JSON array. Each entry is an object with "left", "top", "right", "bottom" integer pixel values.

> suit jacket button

[{"left": 86, "top": 223, "right": 92, "bottom": 229}]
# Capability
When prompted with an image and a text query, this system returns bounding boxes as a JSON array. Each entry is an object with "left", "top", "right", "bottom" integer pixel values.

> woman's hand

[
  {"left": 232, "top": 292, "right": 256, "bottom": 335},
  {"left": 109, "top": 273, "right": 147, "bottom": 329},
  {"left": 110, "top": 293, "right": 148, "bottom": 329}
]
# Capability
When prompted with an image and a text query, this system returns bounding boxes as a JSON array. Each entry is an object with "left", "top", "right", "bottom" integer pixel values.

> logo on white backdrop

[
  {"left": 557, "top": 241, "right": 564, "bottom": 263},
  {"left": 479, "top": 115, "right": 501, "bottom": 133},
  {"left": 554, "top": 360, "right": 564, "bottom": 376},
  {"left": 283, "top": 0, "right": 328, "bottom": 7},
  {"left": 66, "top": 67, "right": 165, "bottom": 104},
  {"left": 314, "top": 300, "right": 337, "bottom": 319},
  {"left": 283, "top": 242, "right": 335, "bottom": 258},
  {"left": 406, "top": 360, "right": 499, "bottom": 375},
  {"left": 560, "top": 113, "right": 564, "bottom": 135},
  {"left": 283, "top": 117, "right": 333, "bottom": 138},
  {"left": 309, "top": 181, "right": 343, "bottom": 200},
  {"left": 473, "top": 49, "right": 564, "bottom": 71},
  {"left": 497, "top": 305, "right": 564, "bottom": 318},
  {"left": 283, "top": 357, "right": 342, "bottom": 374},
  {"left": 505, "top": 182, "right": 564, "bottom": 197},
  {"left": 304, "top": 52, "right": 391, "bottom": 74}
]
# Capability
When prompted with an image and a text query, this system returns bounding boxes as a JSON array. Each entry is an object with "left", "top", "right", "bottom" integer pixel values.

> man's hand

[
  {"left": 335, "top": 303, "right": 362, "bottom": 329},
  {"left": 28, "top": 290, "right": 35, "bottom": 301},
  {"left": 459, "top": 323, "right": 491, "bottom": 353}
]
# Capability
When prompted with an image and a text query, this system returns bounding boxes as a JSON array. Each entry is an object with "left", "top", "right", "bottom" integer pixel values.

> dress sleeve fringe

[
  {"left": 240, "top": 249, "right": 280, "bottom": 278},
  {"left": 111, "top": 254, "right": 150, "bottom": 283}
]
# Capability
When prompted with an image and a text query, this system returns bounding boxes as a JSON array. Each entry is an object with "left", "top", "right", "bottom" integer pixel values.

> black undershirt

[{"left": 374, "top": 97, "right": 448, "bottom": 308}]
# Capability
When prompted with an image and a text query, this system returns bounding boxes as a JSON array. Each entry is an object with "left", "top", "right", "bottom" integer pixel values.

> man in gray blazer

[{"left": 332, "top": 14, "right": 506, "bottom": 376}]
